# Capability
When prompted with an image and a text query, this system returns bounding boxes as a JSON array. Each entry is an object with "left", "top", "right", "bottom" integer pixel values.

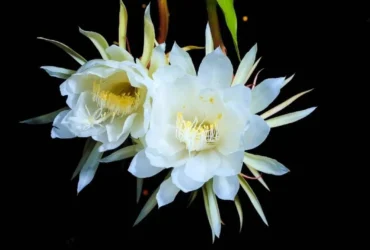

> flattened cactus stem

[
  {"left": 206, "top": 0, "right": 226, "bottom": 54},
  {"left": 157, "top": 0, "right": 169, "bottom": 44}
]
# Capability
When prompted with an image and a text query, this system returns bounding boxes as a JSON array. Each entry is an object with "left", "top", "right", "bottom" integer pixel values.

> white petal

[
  {"left": 205, "top": 181, "right": 221, "bottom": 238},
  {"left": 149, "top": 43, "right": 167, "bottom": 76},
  {"left": 213, "top": 175, "right": 240, "bottom": 200},
  {"left": 250, "top": 77, "right": 285, "bottom": 114},
  {"left": 169, "top": 42, "right": 196, "bottom": 76},
  {"left": 106, "top": 45, "right": 134, "bottom": 62},
  {"left": 243, "top": 114, "right": 270, "bottom": 150},
  {"left": 51, "top": 110, "right": 76, "bottom": 139},
  {"left": 128, "top": 150, "right": 164, "bottom": 178},
  {"left": 198, "top": 47, "right": 233, "bottom": 89},
  {"left": 41, "top": 66, "right": 75, "bottom": 79},
  {"left": 265, "top": 107, "right": 317, "bottom": 128},
  {"left": 119, "top": 0, "right": 128, "bottom": 49},
  {"left": 205, "top": 22, "right": 214, "bottom": 55},
  {"left": 145, "top": 147, "right": 188, "bottom": 169},
  {"left": 20, "top": 107, "right": 68, "bottom": 125},
  {"left": 100, "top": 145, "right": 137, "bottom": 163},
  {"left": 244, "top": 152, "right": 289, "bottom": 176},
  {"left": 232, "top": 44, "right": 257, "bottom": 86},
  {"left": 152, "top": 65, "right": 186, "bottom": 87},
  {"left": 214, "top": 151, "right": 244, "bottom": 177},
  {"left": 171, "top": 166, "right": 204, "bottom": 193},
  {"left": 79, "top": 27, "right": 109, "bottom": 60},
  {"left": 146, "top": 124, "right": 184, "bottom": 157},
  {"left": 222, "top": 84, "right": 251, "bottom": 113},
  {"left": 156, "top": 177, "right": 180, "bottom": 207},
  {"left": 184, "top": 150, "right": 221, "bottom": 182},
  {"left": 106, "top": 113, "right": 137, "bottom": 143}
]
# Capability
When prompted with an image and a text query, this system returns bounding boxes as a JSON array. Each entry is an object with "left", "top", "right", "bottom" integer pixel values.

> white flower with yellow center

[{"left": 128, "top": 42, "right": 270, "bottom": 202}]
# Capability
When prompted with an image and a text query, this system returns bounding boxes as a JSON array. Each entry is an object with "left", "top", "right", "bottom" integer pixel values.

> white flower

[
  {"left": 128, "top": 43, "right": 270, "bottom": 204},
  {"left": 52, "top": 58, "right": 153, "bottom": 152}
]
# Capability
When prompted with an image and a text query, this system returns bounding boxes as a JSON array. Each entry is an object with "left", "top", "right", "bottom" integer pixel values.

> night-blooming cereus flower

[
  {"left": 21, "top": 1, "right": 168, "bottom": 193},
  {"left": 128, "top": 42, "right": 269, "bottom": 209}
]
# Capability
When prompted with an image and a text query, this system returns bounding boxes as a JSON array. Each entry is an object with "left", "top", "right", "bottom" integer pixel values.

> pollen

[
  {"left": 92, "top": 82, "right": 140, "bottom": 117},
  {"left": 176, "top": 112, "right": 220, "bottom": 152}
]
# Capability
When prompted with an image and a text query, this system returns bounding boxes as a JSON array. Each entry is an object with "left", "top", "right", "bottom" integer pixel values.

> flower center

[
  {"left": 92, "top": 82, "right": 141, "bottom": 121},
  {"left": 176, "top": 112, "right": 220, "bottom": 152}
]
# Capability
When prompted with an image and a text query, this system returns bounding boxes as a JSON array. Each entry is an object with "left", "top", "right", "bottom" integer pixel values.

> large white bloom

[{"left": 128, "top": 43, "right": 271, "bottom": 204}]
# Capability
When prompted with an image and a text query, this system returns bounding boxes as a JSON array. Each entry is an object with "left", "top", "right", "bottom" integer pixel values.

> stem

[{"left": 157, "top": 0, "right": 169, "bottom": 44}]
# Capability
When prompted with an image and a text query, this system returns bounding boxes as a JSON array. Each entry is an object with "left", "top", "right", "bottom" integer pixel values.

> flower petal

[
  {"left": 156, "top": 177, "right": 180, "bottom": 208},
  {"left": 149, "top": 43, "right": 167, "bottom": 76},
  {"left": 184, "top": 150, "right": 221, "bottom": 183},
  {"left": 213, "top": 175, "right": 240, "bottom": 200},
  {"left": 79, "top": 27, "right": 109, "bottom": 60},
  {"left": 232, "top": 44, "right": 257, "bottom": 86},
  {"left": 238, "top": 175, "right": 268, "bottom": 226},
  {"left": 128, "top": 150, "right": 164, "bottom": 178},
  {"left": 71, "top": 138, "right": 95, "bottom": 180},
  {"left": 77, "top": 142, "right": 104, "bottom": 193},
  {"left": 171, "top": 166, "right": 204, "bottom": 193},
  {"left": 141, "top": 3, "right": 155, "bottom": 67},
  {"left": 169, "top": 42, "right": 196, "bottom": 76},
  {"left": 106, "top": 45, "right": 134, "bottom": 62},
  {"left": 136, "top": 178, "right": 143, "bottom": 203},
  {"left": 205, "top": 22, "right": 214, "bottom": 55},
  {"left": 247, "top": 166, "right": 270, "bottom": 191},
  {"left": 243, "top": 114, "right": 270, "bottom": 150},
  {"left": 214, "top": 151, "right": 244, "bottom": 177},
  {"left": 51, "top": 110, "right": 76, "bottom": 139},
  {"left": 244, "top": 152, "right": 289, "bottom": 175},
  {"left": 250, "top": 77, "right": 285, "bottom": 114},
  {"left": 198, "top": 47, "right": 233, "bottom": 89},
  {"left": 205, "top": 181, "right": 221, "bottom": 238},
  {"left": 265, "top": 107, "right": 317, "bottom": 128},
  {"left": 20, "top": 107, "right": 69, "bottom": 125},
  {"left": 234, "top": 195, "right": 243, "bottom": 232},
  {"left": 37, "top": 37, "right": 87, "bottom": 65},
  {"left": 100, "top": 145, "right": 138, "bottom": 163},
  {"left": 260, "top": 89, "right": 314, "bottom": 119},
  {"left": 133, "top": 185, "right": 159, "bottom": 226},
  {"left": 41, "top": 66, "right": 76, "bottom": 79},
  {"left": 119, "top": 0, "right": 128, "bottom": 49}
]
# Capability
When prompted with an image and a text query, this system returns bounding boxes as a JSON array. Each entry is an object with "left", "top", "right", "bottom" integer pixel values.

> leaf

[
  {"left": 141, "top": 3, "right": 155, "bottom": 67},
  {"left": 20, "top": 107, "right": 68, "bottom": 124},
  {"left": 136, "top": 178, "right": 143, "bottom": 203},
  {"left": 133, "top": 186, "right": 159, "bottom": 226},
  {"left": 202, "top": 186, "right": 215, "bottom": 243},
  {"left": 37, "top": 37, "right": 87, "bottom": 65},
  {"left": 119, "top": 0, "right": 128, "bottom": 49},
  {"left": 72, "top": 138, "right": 96, "bottom": 180},
  {"left": 247, "top": 166, "right": 270, "bottom": 191},
  {"left": 205, "top": 180, "right": 221, "bottom": 241},
  {"left": 238, "top": 175, "right": 268, "bottom": 226},
  {"left": 100, "top": 145, "right": 137, "bottom": 163},
  {"left": 40, "top": 66, "right": 75, "bottom": 79},
  {"left": 77, "top": 142, "right": 103, "bottom": 193},
  {"left": 187, "top": 190, "right": 198, "bottom": 208},
  {"left": 79, "top": 27, "right": 109, "bottom": 60},
  {"left": 234, "top": 195, "right": 243, "bottom": 232},
  {"left": 265, "top": 107, "right": 317, "bottom": 128},
  {"left": 217, "top": 0, "right": 240, "bottom": 60},
  {"left": 260, "top": 89, "right": 314, "bottom": 119}
]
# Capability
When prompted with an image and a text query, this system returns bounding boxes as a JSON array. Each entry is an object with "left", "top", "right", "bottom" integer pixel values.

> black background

[{"left": 11, "top": 0, "right": 368, "bottom": 248}]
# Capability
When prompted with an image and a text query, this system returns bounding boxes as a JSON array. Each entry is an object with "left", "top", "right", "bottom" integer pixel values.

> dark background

[{"left": 11, "top": 0, "right": 368, "bottom": 248}]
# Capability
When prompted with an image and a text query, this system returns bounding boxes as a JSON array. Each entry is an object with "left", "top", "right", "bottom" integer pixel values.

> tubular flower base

[{"left": 23, "top": 0, "right": 317, "bottom": 242}]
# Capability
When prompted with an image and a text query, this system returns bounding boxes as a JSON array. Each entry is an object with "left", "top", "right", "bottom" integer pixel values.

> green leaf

[
  {"left": 216, "top": 0, "right": 240, "bottom": 60},
  {"left": 20, "top": 107, "right": 68, "bottom": 124},
  {"left": 41, "top": 66, "right": 76, "bottom": 79},
  {"left": 238, "top": 175, "right": 268, "bottom": 226},
  {"left": 133, "top": 186, "right": 159, "bottom": 226},
  {"left": 187, "top": 190, "right": 198, "bottom": 208},
  {"left": 37, "top": 37, "right": 87, "bottom": 65},
  {"left": 136, "top": 178, "right": 143, "bottom": 203},
  {"left": 79, "top": 27, "right": 109, "bottom": 60},
  {"left": 234, "top": 195, "right": 243, "bottom": 232}
]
